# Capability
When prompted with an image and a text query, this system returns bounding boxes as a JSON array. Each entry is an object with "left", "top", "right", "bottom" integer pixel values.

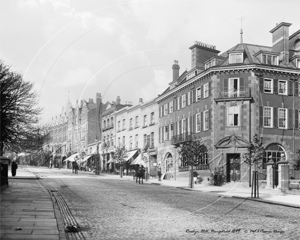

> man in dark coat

[{"left": 11, "top": 161, "right": 18, "bottom": 177}]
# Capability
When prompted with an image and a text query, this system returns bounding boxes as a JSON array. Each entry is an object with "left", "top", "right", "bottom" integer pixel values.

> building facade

[
  {"left": 115, "top": 98, "right": 159, "bottom": 176},
  {"left": 157, "top": 22, "right": 300, "bottom": 184},
  {"left": 49, "top": 93, "right": 102, "bottom": 169},
  {"left": 100, "top": 96, "right": 132, "bottom": 172}
]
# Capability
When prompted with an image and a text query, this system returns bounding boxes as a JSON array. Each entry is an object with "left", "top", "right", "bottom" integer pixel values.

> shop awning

[
  {"left": 64, "top": 153, "right": 79, "bottom": 162},
  {"left": 130, "top": 154, "right": 146, "bottom": 167},
  {"left": 80, "top": 155, "right": 92, "bottom": 163},
  {"left": 124, "top": 150, "right": 137, "bottom": 162}
]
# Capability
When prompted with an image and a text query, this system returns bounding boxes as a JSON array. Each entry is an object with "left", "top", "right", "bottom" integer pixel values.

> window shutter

[
  {"left": 273, "top": 79, "right": 278, "bottom": 94},
  {"left": 159, "top": 127, "right": 161, "bottom": 143},
  {"left": 224, "top": 79, "right": 228, "bottom": 94},
  {"left": 193, "top": 114, "right": 196, "bottom": 133},
  {"left": 288, "top": 109, "right": 293, "bottom": 129},
  {"left": 259, "top": 106, "right": 264, "bottom": 127},
  {"left": 190, "top": 91, "right": 192, "bottom": 104},
  {"left": 186, "top": 93, "right": 188, "bottom": 106},
  {"left": 162, "top": 105, "right": 164, "bottom": 117},
  {"left": 294, "top": 81, "right": 299, "bottom": 96},
  {"left": 174, "top": 98, "right": 177, "bottom": 111},
  {"left": 209, "top": 81, "right": 212, "bottom": 96},
  {"left": 162, "top": 127, "right": 164, "bottom": 142},
  {"left": 273, "top": 107, "right": 278, "bottom": 128},
  {"left": 179, "top": 119, "right": 182, "bottom": 135},
  {"left": 190, "top": 115, "right": 193, "bottom": 134},
  {"left": 193, "top": 88, "right": 196, "bottom": 103},
  {"left": 201, "top": 87, "right": 204, "bottom": 98},
  {"left": 174, "top": 121, "right": 177, "bottom": 137},
  {"left": 259, "top": 78, "right": 264, "bottom": 92},
  {"left": 208, "top": 109, "right": 211, "bottom": 129},
  {"left": 295, "top": 110, "right": 299, "bottom": 129},
  {"left": 288, "top": 81, "right": 293, "bottom": 96},
  {"left": 201, "top": 112, "right": 203, "bottom": 131},
  {"left": 179, "top": 96, "right": 182, "bottom": 109},
  {"left": 240, "top": 78, "right": 245, "bottom": 92},
  {"left": 167, "top": 103, "right": 169, "bottom": 114}
]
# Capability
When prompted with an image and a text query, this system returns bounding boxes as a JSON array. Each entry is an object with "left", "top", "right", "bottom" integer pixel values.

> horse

[{"left": 135, "top": 167, "right": 145, "bottom": 184}]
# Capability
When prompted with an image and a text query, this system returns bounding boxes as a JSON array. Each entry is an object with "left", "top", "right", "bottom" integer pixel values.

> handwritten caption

[{"left": 186, "top": 229, "right": 285, "bottom": 235}]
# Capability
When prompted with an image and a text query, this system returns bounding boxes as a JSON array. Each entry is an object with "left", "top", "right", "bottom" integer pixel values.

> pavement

[
  {"left": 1, "top": 165, "right": 300, "bottom": 240},
  {"left": 0, "top": 167, "right": 66, "bottom": 240}
]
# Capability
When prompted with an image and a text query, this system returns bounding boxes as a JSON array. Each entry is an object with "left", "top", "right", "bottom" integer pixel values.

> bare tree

[
  {"left": 243, "top": 134, "right": 264, "bottom": 197},
  {"left": 177, "top": 136, "right": 207, "bottom": 188},
  {"left": 114, "top": 146, "right": 128, "bottom": 178},
  {"left": 0, "top": 61, "right": 50, "bottom": 155}
]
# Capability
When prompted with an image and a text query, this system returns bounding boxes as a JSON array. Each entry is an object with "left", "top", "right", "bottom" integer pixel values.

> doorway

[{"left": 226, "top": 153, "right": 241, "bottom": 182}]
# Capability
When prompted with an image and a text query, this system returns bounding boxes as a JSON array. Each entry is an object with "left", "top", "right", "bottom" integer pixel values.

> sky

[{"left": 1, "top": 0, "right": 300, "bottom": 124}]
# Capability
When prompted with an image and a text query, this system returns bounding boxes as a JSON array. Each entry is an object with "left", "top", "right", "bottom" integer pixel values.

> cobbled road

[{"left": 32, "top": 168, "right": 299, "bottom": 240}]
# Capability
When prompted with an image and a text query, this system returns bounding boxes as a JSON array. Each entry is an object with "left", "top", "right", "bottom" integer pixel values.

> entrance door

[{"left": 226, "top": 154, "right": 241, "bottom": 182}]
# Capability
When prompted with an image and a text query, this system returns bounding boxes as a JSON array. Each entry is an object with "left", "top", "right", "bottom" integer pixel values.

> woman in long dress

[{"left": 11, "top": 161, "right": 18, "bottom": 177}]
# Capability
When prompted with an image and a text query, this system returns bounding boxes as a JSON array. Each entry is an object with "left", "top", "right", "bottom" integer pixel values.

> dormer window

[
  {"left": 229, "top": 53, "right": 243, "bottom": 64},
  {"left": 262, "top": 54, "right": 278, "bottom": 65},
  {"left": 205, "top": 58, "right": 216, "bottom": 69}
]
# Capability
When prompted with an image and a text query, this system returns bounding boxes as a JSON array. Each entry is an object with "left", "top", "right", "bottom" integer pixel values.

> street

[{"left": 29, "top": 167, "right": 299, "bottom": 240}]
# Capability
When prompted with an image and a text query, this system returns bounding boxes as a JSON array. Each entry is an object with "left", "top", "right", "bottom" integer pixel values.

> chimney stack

[
  {"left": 189, "top": 41, "right": 220, "bottom": 69},
  {"left": 116, "top": 96, "right": 121, "bottom": 105},
  {"left": 270, "top": 22, "right": 292, "bottom": 64},
  {"left": 139, "top": 98, "right": 143, "bottom": 104},
  {"left": 172, "top": 60, "right": 180, "bottom": 81}
]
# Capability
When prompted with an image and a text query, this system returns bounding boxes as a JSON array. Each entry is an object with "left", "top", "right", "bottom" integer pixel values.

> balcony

[
  {"left": 171, "top": 132, "right": 194, "bottom": 145},
  {"left": 102, "top": 124, "right": 114, "bottom": 131},
  {"left": 214, "top": 88, "right": 252, "bottom": 102}
]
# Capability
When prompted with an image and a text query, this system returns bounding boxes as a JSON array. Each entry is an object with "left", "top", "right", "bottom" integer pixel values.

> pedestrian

[
  {"left": 157, "top": 165, "right": 162, "bottom": 181},
  {"left": 49, "top": 160, "right": 52, "bottom": 168},
  {"left": 72, "top": 161, "right": 75, "bottom": 173},
  {"left": 11, "top": 161, "right": 18, "bottom": 177},
  {"left": 74, "top": 161, "right": 79, "bottom": 174}
]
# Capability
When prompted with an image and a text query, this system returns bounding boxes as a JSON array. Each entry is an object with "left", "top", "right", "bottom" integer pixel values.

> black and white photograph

[{"left": 1, "top": 0, "right": 300, "bottom": 239}]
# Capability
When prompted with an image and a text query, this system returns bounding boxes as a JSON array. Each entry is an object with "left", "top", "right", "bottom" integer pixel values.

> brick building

[{"left": 157, "top": 22, "right": 300, "bottom": 183}]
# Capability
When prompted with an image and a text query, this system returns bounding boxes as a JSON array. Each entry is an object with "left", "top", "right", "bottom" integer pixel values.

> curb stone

[{"left": 230, "top": 195, "right": 300, "bottom": 209}]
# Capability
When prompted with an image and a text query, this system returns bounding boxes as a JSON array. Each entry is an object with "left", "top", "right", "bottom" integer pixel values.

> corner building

[{"left": 157, "top": 22, "right": 300, "bottom": 183}]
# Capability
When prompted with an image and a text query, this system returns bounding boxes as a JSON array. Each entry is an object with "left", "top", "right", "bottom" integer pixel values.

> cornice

[{"left": 156, "top": 64, "right": 300, "bottom": 103}]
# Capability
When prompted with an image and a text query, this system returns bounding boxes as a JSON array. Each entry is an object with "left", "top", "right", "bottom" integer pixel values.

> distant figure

[
  {"left": 157, "top": 169, "right": 162, "bottom": 181},
  {"left": 74, "top": 161, "right": 79, "bottom": 174},
  {"left": 72, "top": 161, "right": 75, "bottom": 173},
  {"left": 11, "top": 161, "right": 18, "bottom": 177},
  {"left": 49, "top": 160, "right": 52, "bottom": 168}
]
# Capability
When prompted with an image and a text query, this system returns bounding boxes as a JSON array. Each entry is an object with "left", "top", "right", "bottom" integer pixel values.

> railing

[
  {"left": 102, "top": 124, "right": 114, "bottom": 131},
  {"left": 216, "top": 88, "right": 251, "bottom": 99},
  {"left": 171, "top": 132, "right": 193, "bottom": 145},
  {"left": 179, "top": 164, "right": 209, "bottom": 172}
]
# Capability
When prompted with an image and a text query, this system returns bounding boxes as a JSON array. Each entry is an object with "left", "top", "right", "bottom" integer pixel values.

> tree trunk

[
  {"left": 120, "top": 164, "right": 123, "bottom": 178},
  {"left": 188, "top": 165, "right": 194, "bottom": 188}
]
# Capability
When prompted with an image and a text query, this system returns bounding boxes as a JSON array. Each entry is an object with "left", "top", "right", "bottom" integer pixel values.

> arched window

[
  {"left": 294, "top": 39, "right": 300, "bottom": 51},
  {"left": 263, "top": 143, "right": 285, "bottom": 169}
]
